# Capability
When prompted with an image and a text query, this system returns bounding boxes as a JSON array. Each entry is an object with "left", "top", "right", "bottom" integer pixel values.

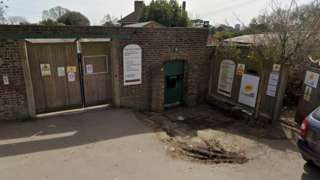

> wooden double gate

[{"left": 27, "top": 40, "right": 113, "bottom": 113}]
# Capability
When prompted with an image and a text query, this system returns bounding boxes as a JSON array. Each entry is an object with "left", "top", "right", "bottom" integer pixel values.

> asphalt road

[{"left": 0, "top": 109, "right": 319, "bottom": 180}]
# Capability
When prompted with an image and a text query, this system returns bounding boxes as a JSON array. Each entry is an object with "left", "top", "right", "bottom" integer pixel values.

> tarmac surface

[{"left": 0, "top": 109, "right": 318, "bottom": 180}]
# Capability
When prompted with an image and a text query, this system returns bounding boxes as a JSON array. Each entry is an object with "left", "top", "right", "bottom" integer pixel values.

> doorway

[{"left": 164, "top": 61, "right": 184, "bottom": 107}]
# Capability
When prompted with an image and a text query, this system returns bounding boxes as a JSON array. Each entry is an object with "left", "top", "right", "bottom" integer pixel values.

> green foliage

[
  {"left": 57, "top": 11, "right": 90, "bottom": 26},
  {"left": 213, "top": 25, "right": 243, "bottom": 41},
  {"left": 39, "top": 19, "right": 65, "bottom": 26},
  {"left": 140, "top": 0, "right": 190, "bottom": 27},
  {"left": 42, "top": 6, "right": 70, "bottom": 21}
]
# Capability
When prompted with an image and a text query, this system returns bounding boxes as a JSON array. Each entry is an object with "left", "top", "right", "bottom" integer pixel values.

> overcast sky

[{"left": 4, "top": 0, "right": 315, "bottom": 26}]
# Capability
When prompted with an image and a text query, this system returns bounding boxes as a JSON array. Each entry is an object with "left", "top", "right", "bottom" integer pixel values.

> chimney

[
  {"left": 135, "top": 1, "right": 145, "bottom": 12},
  {"left": 182, "top": 1, "right": 186, "bottom": 11}
]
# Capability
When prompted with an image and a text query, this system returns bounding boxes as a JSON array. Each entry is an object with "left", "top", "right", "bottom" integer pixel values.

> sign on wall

[
  {"left": 273, "top": 64, "right": 281, "bottom": 72},
  {"left": 238, "top": 74, "right": 260, "bottom": 108},
  {"left": 123, "top": 44, "right": 142, "bottom": 86},
  {"left": 86, "top": 64, "right": 94, "bottom": 74},
  {"left": 217, "top": 60, "right": 236, "bottom": 97},
  {"left": 304, "top": 86, "right": 312, "bottom": 102},
  {"left": 57, "top": 67, "right": 65, "bottom": 77},
  {"left": 40, "top": 64, "right": 51, "bottom": 76},
  {"left": 236, "top": 64, "right": 245, "bottom": 76},
  {"left": 3, "top": 75, "right": 9, "bottom": 85},
  {"left": 304, "top": 71, "right": 319, "bottom": 88},
  {"left": 266, "top": 72, "right": 280, "bottom": 97}
]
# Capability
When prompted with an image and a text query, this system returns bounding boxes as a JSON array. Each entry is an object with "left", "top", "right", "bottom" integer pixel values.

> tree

[
  {"left": 6, "top": 16, "right": 29, "bottom": 25},
  {"left": 0, "top": 0, "right": 8, "bottom": 24},
  {"left": 250, "top": 0, "right": 320, "bottom": 65},
  {"left": 243, "top": 16, "right": 270, "bottom": 34},
  {"left": 39, "top": 19, "right": 65, "bottom": 26},
  {"left": 140, "top": 0, "right": 190, "bottom": 27},
  {"left": 57, "top": 11, "right": 90, "bottom": 26},
  {"left": 242, "top": 0, "right": 320, "bottom": 114},
  {"left": 42, "top": 6, "right": 70, "bottom": 21},
  {"left": 213, "top": 24, "right": 243, "bottom": 40},
  {"left": 101, "top": 14, "right": 119, "bottom": 27}
]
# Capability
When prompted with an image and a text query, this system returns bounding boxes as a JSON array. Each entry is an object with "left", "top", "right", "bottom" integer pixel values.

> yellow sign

[
  {"left": 67, "top": 66, "right": 77, "bottom": 73},
  {"left": 244, "top": 85, "right": 253, "bottom": 93}
]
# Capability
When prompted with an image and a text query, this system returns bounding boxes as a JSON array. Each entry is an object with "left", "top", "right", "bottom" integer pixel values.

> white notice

[
  {"left": 238, "top": 74, "right": 260, "bottom": 108},
  {"left": 217, "top": 60, "right": 236, "bottom": 97},
  {"left": 304, "top": 71, "right": 319, "bottom": 88},
  {"left": 40, "top": 64, "right": 51, "bottom": 76},
  {"left": 266, "top": 72, "right": 280, "bottom": 97},
  {"left": 67, "top": 72, "right": 76, "bottom": 82},
  {"left": 86, "top": 64, "right": 94, "bottom": 74},
  {"left": 57, "top": 67, "right": 65, "bottom": 77},
  {"left": 123, "top": 44, "right": 142, "bottom": 86},
  {"left": 3, "top": 75, "right": 9, "bottom": 85},
  {"left": 304, "top": 86, "right": 312, "bottom": 102}
]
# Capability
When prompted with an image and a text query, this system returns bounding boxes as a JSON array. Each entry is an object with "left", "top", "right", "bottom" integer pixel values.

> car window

[{"left": 312, "top": 108, "right": 320, "bottom": 120}]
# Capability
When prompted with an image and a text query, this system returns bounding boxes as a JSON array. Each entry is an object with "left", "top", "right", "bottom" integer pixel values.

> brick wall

[
  {"left": 0, "top": 40, "right": 28, "bottom": 121},
  {"left": 0, "top": 25, "right": 208, "bottom": 121}
]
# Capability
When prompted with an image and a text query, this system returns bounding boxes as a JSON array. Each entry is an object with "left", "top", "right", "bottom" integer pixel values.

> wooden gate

[
  {"left": 81, "top": 42, "right": 113, "bottom": 106},
  {"left": 27, "top": 42, "right": 82, "bottom": 113}
]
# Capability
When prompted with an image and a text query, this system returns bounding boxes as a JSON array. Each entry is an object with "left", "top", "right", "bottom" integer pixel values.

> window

[{"left": 166, "top": 76, "right": 177, "bottom": 89}]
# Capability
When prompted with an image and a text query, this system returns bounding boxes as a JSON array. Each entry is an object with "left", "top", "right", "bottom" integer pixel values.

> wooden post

[
  {"left": 272, "top": 64, "right": 289, "bottom": 123},
  {"left": 110, "top": 39, "right": 121, "bottom": 107},
  {"left": 19, "top": 40, "right": 36, "bottom": 117}
]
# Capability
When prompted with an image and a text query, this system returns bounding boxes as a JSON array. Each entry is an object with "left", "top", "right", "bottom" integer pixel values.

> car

[{"left": 297, "top": 107, "right": 320, "bottom": 167}]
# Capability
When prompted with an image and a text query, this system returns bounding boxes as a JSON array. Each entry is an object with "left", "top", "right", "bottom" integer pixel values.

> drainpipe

[{"left": 76, "top": 39, "right": 86, "bottom": 108}]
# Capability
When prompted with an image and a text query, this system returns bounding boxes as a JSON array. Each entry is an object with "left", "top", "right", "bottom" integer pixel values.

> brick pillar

[{"left": 151, "top": 63, "right": 165, "bottom": 112}]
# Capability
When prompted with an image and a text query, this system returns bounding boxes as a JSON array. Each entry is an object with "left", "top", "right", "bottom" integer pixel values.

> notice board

[{"left": 123, "top": 44, "right": 142, "bottom": 86}]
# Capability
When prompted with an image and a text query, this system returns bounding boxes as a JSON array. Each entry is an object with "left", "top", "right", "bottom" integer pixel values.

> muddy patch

[{"left": 136, "top": 107, "right": 251, "bottom": 164}]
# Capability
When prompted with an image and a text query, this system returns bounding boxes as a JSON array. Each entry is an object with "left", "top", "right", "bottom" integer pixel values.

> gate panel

[
  {"left": 81, "top": 42, "right": 112, "bottom": 106},
  {"left": 27, "top": 42, "right": 82, "bottom": 113}
]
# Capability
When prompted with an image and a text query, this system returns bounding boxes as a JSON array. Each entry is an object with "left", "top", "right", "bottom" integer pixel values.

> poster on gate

[
  {"left": 86, "top": 64, "right": 94, "bottom": 74},
  {"left": 40, "top": 64, "right": 51, "bottom": 76},
  {"left": 266, "top": 72, "right": 280, "bottom": 97},
  {"left": 217, "top": 60, "right": 236, "bottom": 97},
  {"left": 238, "top": 74, "right": 260, "bottom": 108},
  {"left": 236, "top": 64, "right": 245, "bottom": 76},
  {"left": 67, "top": 72, "right": 76, "bottom": 82},
  {"left": 304, "top": 71, "right": 319, "bottom": 88},
  {"left": 57, "top": 67, "right": 65, "bottom": 77}
]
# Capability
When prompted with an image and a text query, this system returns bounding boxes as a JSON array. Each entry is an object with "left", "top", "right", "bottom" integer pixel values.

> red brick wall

[
  {"left": 0, "top": 25, "right": 208, "bottom": 120},
  {"left": 0, "top": 40, "right": 28, "bottom": 121}
]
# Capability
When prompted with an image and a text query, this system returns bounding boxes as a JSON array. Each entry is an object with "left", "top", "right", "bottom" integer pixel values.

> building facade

[{"left": 0, "top": 25, "right": 209, "bottom": 121}]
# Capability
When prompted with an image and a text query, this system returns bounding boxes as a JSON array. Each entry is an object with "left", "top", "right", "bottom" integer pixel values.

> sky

[{"left": 4, "top": 0, "right": 315, "bottom": 26}]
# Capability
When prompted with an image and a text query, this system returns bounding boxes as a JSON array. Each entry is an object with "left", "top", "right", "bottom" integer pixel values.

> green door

[{"left": 164, "top": 61, "right": 184, "bottom": 107}]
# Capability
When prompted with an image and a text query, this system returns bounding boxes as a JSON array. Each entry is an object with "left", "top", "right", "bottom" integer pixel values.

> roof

[
  {"left": 224, "top": 34, "right": 266, "bottom": 45},
  {"left": 119, "top": 11, "right": 143, "bottom": 24},
  {"left": 124, "top": 21, "right": 165, "bottom": 28}
]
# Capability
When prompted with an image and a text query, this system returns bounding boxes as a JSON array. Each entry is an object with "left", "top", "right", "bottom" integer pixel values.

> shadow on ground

[{"left": 0, "top": 108, "right": 155, "bottom": 158}]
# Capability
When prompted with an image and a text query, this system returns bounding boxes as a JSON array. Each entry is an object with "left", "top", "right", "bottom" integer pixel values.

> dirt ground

[{"left": 0, "top": 108, "right": 319, "bottom": 180}]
